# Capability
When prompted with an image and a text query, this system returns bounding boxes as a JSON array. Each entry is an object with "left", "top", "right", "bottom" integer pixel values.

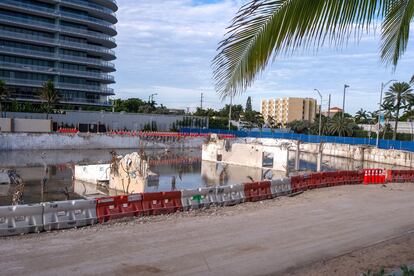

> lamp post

[
  {"left": 314, "top": 89, "right": 323, "bottom": 136},
  {"left": 376, "top": 79, "right": 396, "bottom": 147},
  {"left": 342, "top": 84, "right": 350, "bottom": 117}
]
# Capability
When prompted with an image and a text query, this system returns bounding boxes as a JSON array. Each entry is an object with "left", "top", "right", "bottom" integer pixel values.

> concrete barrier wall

[
  {"left": 0, "top": 133, "right": 205, "bottom": 151},
  {"left": 13, "top": 118, "right": 52, "bottom": 133},
  {"left": 0, "top": 118, "right": 12, "bottom": 132}
]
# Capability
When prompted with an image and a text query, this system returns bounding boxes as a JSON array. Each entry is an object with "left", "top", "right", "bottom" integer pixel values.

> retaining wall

[{"left": 0, "top": 133, "right": 205, "bottom": 151}]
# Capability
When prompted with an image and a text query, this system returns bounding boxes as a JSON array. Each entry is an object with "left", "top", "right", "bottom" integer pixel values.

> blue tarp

[{"left": 180, "top": 128, "right": 414, "bottom": 152}]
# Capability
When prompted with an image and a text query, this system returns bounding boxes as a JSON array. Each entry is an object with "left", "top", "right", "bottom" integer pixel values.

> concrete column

[
  {"left": 316, "top": 142, "right": 324, "bottom": 172},
  {"left": 295, "top": 140, "right": 301, "bottom": 171}
]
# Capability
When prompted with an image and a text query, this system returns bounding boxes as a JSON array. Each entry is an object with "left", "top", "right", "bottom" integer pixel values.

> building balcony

[
  {"left": 11, "top": 92, "right": 112, "bottom": 106},
  {"left": 0, "top": 61, "right": 115, "bottom": 82},
  {"left": 59, "top": 0, "right": 117, "bottom": 23},
  {"left": 0, "top": 46, "right": 115, "bottom": 70},
  {"left": 0, "top": 29, "right": 116, "bottom": 59},
  {"left": 0, "top": 13, "right": 116, "bottom": 47},
  {"left": 2, "top": 77, "right": 114, "bottom": 95},
  {"left": 0, "top": 0, "right": 116, "bottom": 34}
]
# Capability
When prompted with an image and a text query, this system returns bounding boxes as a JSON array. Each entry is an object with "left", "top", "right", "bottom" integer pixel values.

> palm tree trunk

[
  {"left": 393, "top": 108, "right": 400, "bottom": 140},
  {"left": 0, "top": 100, "right": 2, "bottom": 118}
]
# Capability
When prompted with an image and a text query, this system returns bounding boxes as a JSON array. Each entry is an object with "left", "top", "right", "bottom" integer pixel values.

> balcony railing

[
  {"left": 0, "top": 30, "right": 116, "bottom": 57},
  {"left": 0, "top": 46, "right": 115, "bottom": 69},
  {"left": 0, "top": 61, "right": 115, "bottom": 81},
  {"left": 0, "top": 14, "right": 115, "bottom": 44},
  {"left": 0, "top": 0, "right": 116, "bottom": 31},
  {"left": 2, "top": 77, "right": 114, "bottom": 94},
  {"left": 10, "top": 92, "right": 112, "bottom": 106},
  {"left": 59, "top": 0, "right": 117, "bottom": 19}
]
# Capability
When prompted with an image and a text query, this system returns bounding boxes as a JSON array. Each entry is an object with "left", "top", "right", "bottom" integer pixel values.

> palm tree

[
  {"left": 355, "top": 109, "right": 368, "bottom": 124},
  {"left": 0, "top": 80, "right": 9, "bottom": 118},
  {"left": 328, "top": 116, "right": 355, "bottom": 137},
  {"left": 383, "top": 82, "right": 414, "bottom": 140},
  {"left": 40, "top": 80, "right": 59, "bottom": 119},
  {"left": 213, "top": 1, "right": 414, "bottom": 98}
]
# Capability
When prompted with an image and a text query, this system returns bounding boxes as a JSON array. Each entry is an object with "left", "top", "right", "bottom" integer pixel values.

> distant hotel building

[
  {"left": 260, "top": 97, "right": 317, "bottom": 127},
  {"left": 0, "top": 0, "right": 117, "bottom": 106}
]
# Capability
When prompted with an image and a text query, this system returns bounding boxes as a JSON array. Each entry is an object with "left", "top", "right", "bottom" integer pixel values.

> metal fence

[{"left": 180, "top": 128, "right": 414, "bottom": 152}]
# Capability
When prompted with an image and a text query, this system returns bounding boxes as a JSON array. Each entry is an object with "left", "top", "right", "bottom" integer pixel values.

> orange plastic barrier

[
  {"left": 141, "top": 191, "right": 182, "bottom": 215},
  {"left": 244, "top": 181, "right": 272, "bottom": 202},
  {"left": 96, "top": 194, "right": 143, "bottom": 223}
]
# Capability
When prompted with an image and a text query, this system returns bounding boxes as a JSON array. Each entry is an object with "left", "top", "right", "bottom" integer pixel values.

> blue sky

[{"left": 113, "top": 0, "right": 414, "bottom": 115}]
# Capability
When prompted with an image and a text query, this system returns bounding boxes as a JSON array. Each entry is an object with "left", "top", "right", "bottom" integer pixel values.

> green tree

[
  {"left": 355, "top": 109, "right": 368, "bottom": 124},
  {"left": 0, "top": 80, "right": 9, "bottom": 118},
  {"left": 328, "top": 116, "right": 357, "bottom": 137},
  {"left": 245, "top": 96, "right": 252, "bottom": 112},
  {"left": 383, "top": 82, "right": 414, "bottom": 140},
  {"left": 267, "top": 116, "right": 277, "bottom": 133},
  {"left": 40, "top": 80, "right": 59, "bottom": 119},
  {"left": 213, "top": 1, "right": 413, "bottom": 98},
  {"left": 287, "top": 120, "right": 312, "bottom": 134}
]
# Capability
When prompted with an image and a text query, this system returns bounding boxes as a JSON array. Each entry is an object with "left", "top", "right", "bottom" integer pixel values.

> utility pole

[
  {"left": 200, "top": 93, "right": 204, "bottom": 110},
  {"left": 314, "top": 89, "right": 323, "bottom": 136},
  {"left": 327, "top": 94, "right": 331, "bottom": 118},
  {"left": 186, "top": 107, "right": 190, "bottom": 114},
  {"left": 342, "top": 84, "right": 349, "bottom": 117}
]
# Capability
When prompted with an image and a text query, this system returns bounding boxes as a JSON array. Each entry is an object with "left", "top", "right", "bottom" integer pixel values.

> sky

[{"left": 113, "top": 0, "right": 414, "bottom": 115}]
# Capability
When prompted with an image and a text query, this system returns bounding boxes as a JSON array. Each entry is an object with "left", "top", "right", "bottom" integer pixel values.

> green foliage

[
  {"left": 240, "top": 110, "right": 264, "bottom": 130},
  {"left": 142, "top": 121, "right": 157, "bottom": 131},
  {"left": 213, "top": 0, "right": 414, "bottom": 98},
  {"left": 328, "top": 116, "right": 358, "bottom": 137},
  {"left": 383, "top": 82, "right": 414, "bottom": 140},
  {"left": 40, "top": 80, "right": 59, "bottom": 118},
  {"left": 0, "top": 79, "right": 9, "bottom": 117},
  {"left": 245, "top": 97, "right": 252, "bottom": 112}
]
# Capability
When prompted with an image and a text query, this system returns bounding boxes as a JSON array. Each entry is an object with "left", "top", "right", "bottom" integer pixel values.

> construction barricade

[
  {"left": 216, "top": 185, "right": 245, "bottom": 206},
  {"left": 244, "top": 181, "right": 272, "bottom": 202},
  {"left": 96, "top": 194, "right": 143, "bottom": 223},
  {"left": 270, "top": 178, "right": 291, "bottom": 197},
  {"left": 0, "top": 204, "right": 43, "bottom": 236},
  {"left": 43, "top": 199, "right": 97, "bottom": 231},
  {"left": 142, "top": 191, "right": 182, "bottom": 215},
  {"left": 181, "top": 187, "right": 217, "bottom": 211},
  {"left": 386, "top": 170, "right": 414, "bottom": 183},
  {"left": 363, "top": 169, "right": 386, "bottom": 184}
]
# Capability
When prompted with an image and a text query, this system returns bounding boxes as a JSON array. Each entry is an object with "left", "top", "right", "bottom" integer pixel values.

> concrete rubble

[
  {"left": 74, "top": 151, "right": 158, "bottom": 194},
  {"left": 202, "top": 135, "right": 295, "bottom": 172}
]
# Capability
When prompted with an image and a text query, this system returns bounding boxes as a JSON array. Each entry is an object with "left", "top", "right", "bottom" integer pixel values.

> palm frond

[
  {"left": 380, "top": 0, "right": 414, "bottom": 67},
  {"left": 213, "top": 0, "right": 392, "bottom": 99}
]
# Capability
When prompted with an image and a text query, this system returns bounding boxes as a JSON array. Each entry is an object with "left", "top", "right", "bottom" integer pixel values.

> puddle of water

[{"left": 0, "top": 148, "right": 409, "bottom": 206}]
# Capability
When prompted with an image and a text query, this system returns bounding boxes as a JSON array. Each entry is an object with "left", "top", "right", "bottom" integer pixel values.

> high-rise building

[
  {"left": 0, "top": 0, "right": 117, "bottom": 107},
  {"left": 261, "top": 97, "right": 317, "bottom": 127}
]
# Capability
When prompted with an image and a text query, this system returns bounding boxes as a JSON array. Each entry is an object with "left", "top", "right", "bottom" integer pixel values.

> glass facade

[{"left": 0, "top": 0, "right": 117, "bottom": 106}]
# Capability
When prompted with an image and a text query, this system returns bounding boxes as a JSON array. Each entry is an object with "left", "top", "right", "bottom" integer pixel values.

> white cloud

[{"left": 113, "top": 1, "right": 414, "bottom": 114}]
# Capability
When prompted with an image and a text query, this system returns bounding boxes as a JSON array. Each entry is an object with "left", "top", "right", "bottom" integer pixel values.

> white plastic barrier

[
  {"left": 181, "top": 187, "right": 217, "bottom": 211},
  {"left": 270, "top": 178, "right": 291, "bottom": 197},
  {"left": 215, "top": 185, "right": 245, "bottom": 206},
  {"left": 42, "top": 199, "right": 97, "bottom": 231},
  {"left": 0, "top": 204, "right": 43, "bottom": 236}
]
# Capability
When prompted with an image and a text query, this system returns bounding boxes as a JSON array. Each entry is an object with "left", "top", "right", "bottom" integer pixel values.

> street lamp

[
  {"left": 342, "top": 84, "right": 350, "bottom": 117},
  {"left": 376, "top": 79, "right": 397, "bottom": 147},
  {"left": 314, "top": 89, "right": 323, "bottom": 136}
]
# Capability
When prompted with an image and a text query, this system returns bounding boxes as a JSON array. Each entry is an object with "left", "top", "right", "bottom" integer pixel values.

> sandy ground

[{"left": 1, "top": 183, "right": 414, "bottom": 276}]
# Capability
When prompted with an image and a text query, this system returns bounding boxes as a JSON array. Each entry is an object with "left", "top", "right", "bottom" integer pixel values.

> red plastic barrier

[
  {"left": 363, "top": 169, "right": 386, "bottom": 184},
  {"left": 57, "top": 128, "right": 78, "bottom": 134},
  {"left": 141, "top": 191, "right": 182, "bottom": 215},
  {"left": 244, "top": 181, "right": 272, "bottom": 202},
  {"left": 96, "top": 194, "right": 143, "bottom": 223}
]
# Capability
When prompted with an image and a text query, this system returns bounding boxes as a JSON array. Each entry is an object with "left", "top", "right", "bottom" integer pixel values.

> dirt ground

[{"left": 1, "top": 183, "right": 414, "bottom": 276}]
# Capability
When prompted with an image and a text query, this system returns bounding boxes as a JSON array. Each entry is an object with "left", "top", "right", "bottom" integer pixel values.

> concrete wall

[
  {"left": 299, "top": 142, "right": 414, "bottom": 168},
  {"left": 0, "top": 118, "right": 12, "bottom": 132},
  {"left": 5, "top": 111, "right": 209, "bottom": 131},
  {"left": 0, "top": 133, "right": 205, "bottom": 151},
  {"left": 13, "top": 118, "right": 52, "bottom": 133},
  {"left": 74, "top": 164, "right": 110, "bottom": 184},
  {"left": 359, "top": 122, "right": 414, "bottom": 134}
]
